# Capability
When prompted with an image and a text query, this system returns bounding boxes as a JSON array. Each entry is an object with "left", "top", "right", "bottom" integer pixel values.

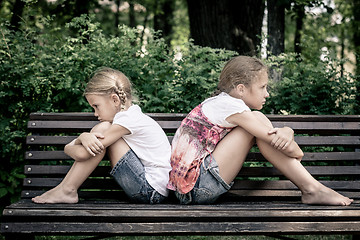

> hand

[
  {"left": 268, "top": 127, "right": 294, "bottom": 150},
  {"left": 76, "top": 132, "right": 105, "bottom": 156}
]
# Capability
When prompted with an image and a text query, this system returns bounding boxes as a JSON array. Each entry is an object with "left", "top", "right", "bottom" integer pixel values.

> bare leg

[
  {"left": 31, "top": 152, "right": 105, "bottom": 204},
  {"left": 32, "top": 122, "right": 111, "bottom": 204},
  {"left": 107, "top": 137, "right": 130, "bottom": 168},
  {"left": 212, "top": 127, "right": 255, "bottom": 184},
  {"left": 253, "top": 112, "right": 353, "bottom": 206},
  {"left": 213, "top": 111, "right": 353, "bottom": 206}
]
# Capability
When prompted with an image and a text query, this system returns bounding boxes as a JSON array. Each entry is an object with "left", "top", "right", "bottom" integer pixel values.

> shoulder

[
  {"left": 201, "top": 92, "right": 251, "bottom": 127},
  {"left": 114, "top": 105, "right": 142, "bottom": 120},
  {"left": 203, "top": 92, "right": 248, "bottom": 108},
  {"left": 202, "top": 92, "right": 250, "bottom": 114}
]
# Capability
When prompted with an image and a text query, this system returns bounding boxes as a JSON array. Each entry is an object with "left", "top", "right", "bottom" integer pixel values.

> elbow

[{"left": 295, "top": 149, "right": 304, "bottom": 162}]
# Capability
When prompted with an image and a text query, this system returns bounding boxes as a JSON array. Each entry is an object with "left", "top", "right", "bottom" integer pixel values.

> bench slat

[
  {"left": 4, "top": 203, "right": 360, "bottom": 218},
  {"left": 27, "top": 120, "right": 181, "bottom": 133},
  {"left": 22, "top": 176, "right": 360, "bottom": 191},
  {"left": 20, "top": 189, "right": 360, "bottom": 200},
  {"left": 26, "top": 135, "right": 360, "bottom": 146},
  {"left": 27, "top": 120, "right": 360, "bottom": 134},
  {"left": 2, "top": 220, "right": 360, "bottom": 235},
  {"left": 25, "top": 151, "right": 360, "bottom": 162},
  {"left": 29, "top": 112, "right": 360, "bottom": 122},
  {"left": 23, "top": 165, "right": 360, "bottom": 178}
]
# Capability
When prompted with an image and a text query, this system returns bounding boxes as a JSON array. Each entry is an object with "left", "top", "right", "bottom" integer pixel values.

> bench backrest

[{"left": 24, "top": 113, "right": 360, "bottom": 202}]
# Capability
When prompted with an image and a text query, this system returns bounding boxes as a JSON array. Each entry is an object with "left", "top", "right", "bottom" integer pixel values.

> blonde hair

[
  {"left": 84, "top": 67, "right": 132, "bottom": 109},
  {"left": 217, "top": 56, "right": 267, "bottom": 94}
]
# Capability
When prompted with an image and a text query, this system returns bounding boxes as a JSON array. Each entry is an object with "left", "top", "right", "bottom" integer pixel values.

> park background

[{"left": 0, "top": 0, "right": 359, "bottom": 238}]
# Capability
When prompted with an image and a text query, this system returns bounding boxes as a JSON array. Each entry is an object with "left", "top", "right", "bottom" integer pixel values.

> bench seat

[{"left": 1, "top": 112, "right": 360, "bottom": 239}]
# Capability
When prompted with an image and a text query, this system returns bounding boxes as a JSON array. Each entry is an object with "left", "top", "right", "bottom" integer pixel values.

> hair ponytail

[
  {"left": 85, "top": 67, "right": 132, "bottom": 109},
  {"left": 218, "top": 56, "right": 267, "bottom": 94}
]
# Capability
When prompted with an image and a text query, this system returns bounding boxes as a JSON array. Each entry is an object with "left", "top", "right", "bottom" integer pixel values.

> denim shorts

[
  {"left": 110, "top": 149, "right": 166, "bottom": 204},
  {"left": 175, "top": 154, "right": 233, "bottom": 204}
]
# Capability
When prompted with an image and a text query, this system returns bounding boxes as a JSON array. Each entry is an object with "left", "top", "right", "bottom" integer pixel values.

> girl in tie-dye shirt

[{"left": 167, "top": 56, "right": 353, "bottom": 206}]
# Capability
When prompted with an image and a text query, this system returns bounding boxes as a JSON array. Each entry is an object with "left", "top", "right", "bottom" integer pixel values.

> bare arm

[
  {"left": 64, "top": 124, "right": 131, "bottom": 161},
  {"left": 226, "top": 111, "right": 303, "bottom": 160}
]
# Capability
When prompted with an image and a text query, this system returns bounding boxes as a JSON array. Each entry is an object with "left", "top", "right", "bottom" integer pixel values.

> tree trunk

[
  {"left": 353, "top": 0, "right": 360, "bottom": 113},
  {"left": 153, "top": 0, "right": 175, "bottom": 46},
  {"left": 267, "top": 0, "right": 287, "bottom": 82},
  {"left": 74, "top": 0, "right": 90, "bottom": 16},
  {"left": 267, "top": 0, "right": 285, "bottom": 56},
  {"left": 187, "top": 0, "right": 265, "bottom": 56},
  {"left": 115, "top": 0, "right": 121, "bottom": 31},
  {"left": 129, "top": 1, "right": 136, "bottom": 28},
  {"left": 294, "top": 3, "right": 305, "bottom": 55},
  {"left": 10, "top": 0, "right": 25, "bottom": 31}
]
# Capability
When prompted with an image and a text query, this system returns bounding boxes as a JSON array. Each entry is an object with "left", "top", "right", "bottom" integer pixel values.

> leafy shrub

[{"left": 263, "top": 53, "right": 358, "bottom": 114}]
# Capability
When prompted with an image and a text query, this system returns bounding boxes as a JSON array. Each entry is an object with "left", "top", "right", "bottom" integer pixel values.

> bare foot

[
  {"left": 32, "top": 184, "right": 79, "bottom": 204},
  {"left": 301, "top": 184, "right": 353, "bottom": 206}
]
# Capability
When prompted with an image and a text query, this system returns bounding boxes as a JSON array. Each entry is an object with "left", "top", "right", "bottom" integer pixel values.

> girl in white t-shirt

[
  {"left": 32, "top": 67, "right": 171, "bottom": 204},
  {"left": 168, "top": 56, "right": 353, "bottom": 206}
]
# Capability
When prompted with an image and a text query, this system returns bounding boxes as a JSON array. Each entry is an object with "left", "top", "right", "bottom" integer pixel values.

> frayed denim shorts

[
  {"left": 175, "top": 154, "right": 233, "bottom": 204},
  {"left": 110, "top": 149, "right": 166, "bottom": 204}
]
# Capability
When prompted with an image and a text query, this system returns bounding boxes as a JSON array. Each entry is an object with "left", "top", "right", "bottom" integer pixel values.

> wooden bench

[{"left": 1, "top": 112, "right": 360, "bottom": 239}]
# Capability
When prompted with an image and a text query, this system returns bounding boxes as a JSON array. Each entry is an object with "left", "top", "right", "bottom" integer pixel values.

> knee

[
  {"left": 91, "top": 121, "right": 112, "bottom": 133},
  {"left": 232, "top": 126, "right": 255, "bottom": 145}
]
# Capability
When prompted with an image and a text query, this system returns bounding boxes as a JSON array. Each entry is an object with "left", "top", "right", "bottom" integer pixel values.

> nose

[{"left": 265, "top": 89, "right": 270, "bottom": 98}]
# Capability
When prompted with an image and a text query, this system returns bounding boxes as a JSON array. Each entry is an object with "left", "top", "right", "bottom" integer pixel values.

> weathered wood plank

[
  {"left": 29, "top": 112, "right": 360, "bottom": 122},
  {"left": 25, "top": 151, "right": 360, "bottom": 162},
  {"left": 22, "top": 165, "right": 360, "bottom": 178},
  {"left": 25, "top": 135, "right": 360, "bottom": 147},
  {"left": 4, "top": 201, "right": 360, "bottom": 218},
  {"left": 2, "top": 221, "right": 360, "bottom": 235},
  {"left": 27, "top": 121, "right": 360, "bottom": 134}
]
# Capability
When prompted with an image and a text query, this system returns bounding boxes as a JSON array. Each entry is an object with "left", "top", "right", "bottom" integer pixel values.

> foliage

[
  {"left": 0, "top": 14, "right": 235, "bottom": 208},
  {"left": 263, "top": 52, "right": 358, "bottom": 114}
]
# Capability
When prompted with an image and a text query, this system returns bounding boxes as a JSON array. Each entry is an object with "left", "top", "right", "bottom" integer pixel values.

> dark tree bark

[
  {"left": 294, "top": 3, "right": 305, "bottom": 55},
  {"left": 10, "top": 0, "right": 25, "bottom": 31},
  {"left": 353, "top": 0, "right": 360, "bottom": 113},
  {"left": 186, "top": 0, "right": 265, "bottom": 56},
  {"left": 153, "top": 0, "right": 175, "bottom": 46},
  {"left": 128, "top": 1, "right": 136, "bottom": 28},
  {"left": 73, "top": 0, "right": 91, "bottom": 17},
  {"left": 115, "top": 0, "right": 121, "bottom": 36},
  {"left": 267, "top": 0, "right": 286, "bottom": 56},
  {"left": 267, "top": 0, "right": 288, "bottom": 82}
]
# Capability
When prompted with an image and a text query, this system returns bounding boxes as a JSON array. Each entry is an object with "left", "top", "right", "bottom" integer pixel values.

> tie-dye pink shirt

[{"left": 167, "top": 104, "right": 233, "bottom": 194}]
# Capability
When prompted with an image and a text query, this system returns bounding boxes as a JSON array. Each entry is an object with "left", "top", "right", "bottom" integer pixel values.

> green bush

[{"left": 263, "top": 53, "right": 358, "bottom": 114}]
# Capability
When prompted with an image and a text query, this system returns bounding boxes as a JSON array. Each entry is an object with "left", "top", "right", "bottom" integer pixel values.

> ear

[
  {"left": 110, "top": 93, "right": 120, "bottom": 106},
  {"left": 235, "top": 84, "right": 246, "bottom": 96}
]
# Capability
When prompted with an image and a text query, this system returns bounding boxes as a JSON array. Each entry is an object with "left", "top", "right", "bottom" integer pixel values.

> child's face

[
  {"left": 86, "top": 94, "right": 119, "bottom": 122},
  {"left": 241, "top": 71, "right": 269, "bottom": 110}
]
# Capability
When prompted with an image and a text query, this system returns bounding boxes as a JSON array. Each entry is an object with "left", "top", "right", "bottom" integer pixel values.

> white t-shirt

[
  {"left": 202, "top": 92, "right": 251, "bottom": 127},
  {"left": 112, "top": 105, "right": 172, "bottom": 197}
]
